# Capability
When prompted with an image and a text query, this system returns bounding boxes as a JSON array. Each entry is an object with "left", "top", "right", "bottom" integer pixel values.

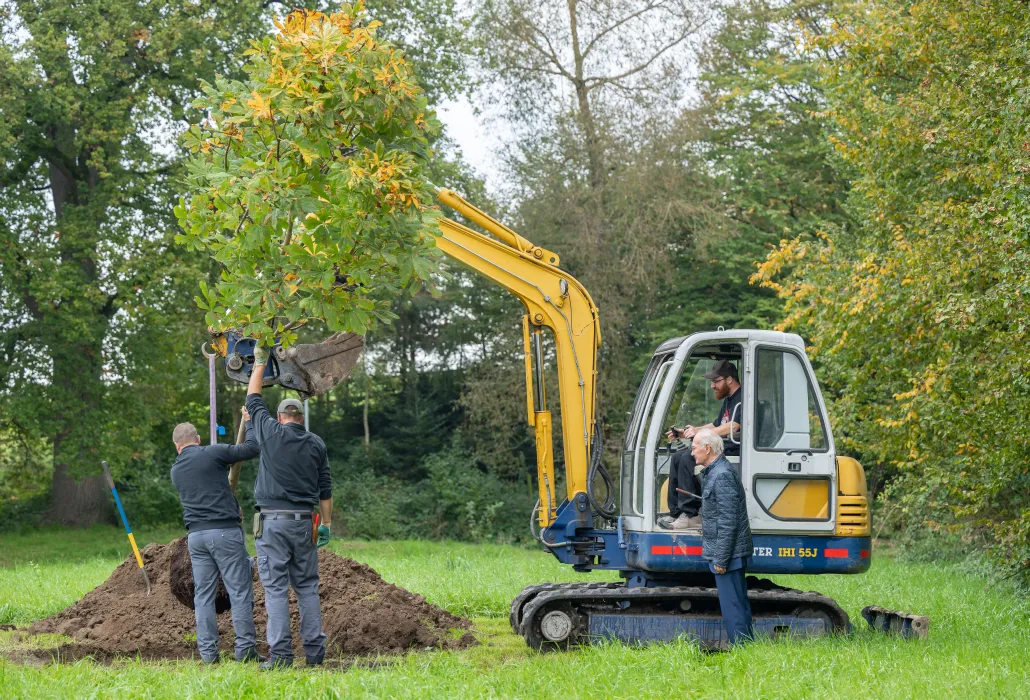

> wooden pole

[{"left": 228, "top": 417, "right": 247, "bottom": 494}]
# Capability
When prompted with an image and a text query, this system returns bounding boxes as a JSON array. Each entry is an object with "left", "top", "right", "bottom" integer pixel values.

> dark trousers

[
  {"left": 714, "top": 565, "right": 754, "bottom": 646},
  {"left": 667, "top": 450, "right": 702, "bottom": 518}
]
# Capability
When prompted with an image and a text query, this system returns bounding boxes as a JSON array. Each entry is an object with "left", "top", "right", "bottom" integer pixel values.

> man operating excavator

[{"left": 660, "top": 360, "right": 743, "bottom": 530}]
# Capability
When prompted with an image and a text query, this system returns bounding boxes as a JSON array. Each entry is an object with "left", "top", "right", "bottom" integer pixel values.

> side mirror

[{"left": 728, "top": 402, "right": 741, "bottom": 445}]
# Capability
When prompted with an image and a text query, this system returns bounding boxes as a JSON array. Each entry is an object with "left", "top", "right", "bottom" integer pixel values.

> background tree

[
  {"left": 0, "top": 0, "right": 273, "bottom": 525},
  {"left": 648, "top": 0, "right": 848, "bottom": 345},
  {"left": 469, "top": 0, "right": 715, "bottom": 472}
]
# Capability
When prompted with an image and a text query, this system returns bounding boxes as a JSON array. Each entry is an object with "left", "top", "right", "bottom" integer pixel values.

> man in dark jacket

[
  {"left": 170, "top": 420, "right": 262, "bottom": 664},
  {"left": 694, "top": 428, "right": 754, "bottom": 646},
  {"left": 660, "top": 359, "right": 743, "bottom": 530},
  {"left": 243, "top": 344, "right": 333, "bottom": 669}
]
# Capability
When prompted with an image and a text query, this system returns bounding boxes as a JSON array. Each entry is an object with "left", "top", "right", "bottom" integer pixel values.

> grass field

[{"left": 0, "top": 526, "right": 1027, "bottom": 698}]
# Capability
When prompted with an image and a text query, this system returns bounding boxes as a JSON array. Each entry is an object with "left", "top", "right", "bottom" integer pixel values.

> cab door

[{"left": 744, "top": 343, "right": 836, "bottom": 533}]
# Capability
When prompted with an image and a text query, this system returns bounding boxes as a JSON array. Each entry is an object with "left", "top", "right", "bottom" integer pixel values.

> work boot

[
  {"left": 657, "top": 515, "right": 677, "bottom": 528},
  {"left": 666, "top": 514, "right": 700, "bottom": 530},
  {"left": 305, "top": 654, "right": 324, "bottom": 667},
  {"left": 236, "top": 648, "right": 266, "bottom": 663},
  {"left": 260, "top": 657, "right": 293, "bottom": 671},
  {"left": 201, "top": 656, "right": 220, "bottom": 665}
]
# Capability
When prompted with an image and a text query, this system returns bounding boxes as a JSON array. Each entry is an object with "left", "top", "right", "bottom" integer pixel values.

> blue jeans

[
  {"left": 187, "top": 527, "right": 257, "bottom": 661},
  {"left": 256, "top": 515, "right": 326, "bottom": 663}
]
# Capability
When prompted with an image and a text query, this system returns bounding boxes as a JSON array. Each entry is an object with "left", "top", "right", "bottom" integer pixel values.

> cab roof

[{"left": 654, "top": 329, "right": 806, "bottom": 356}]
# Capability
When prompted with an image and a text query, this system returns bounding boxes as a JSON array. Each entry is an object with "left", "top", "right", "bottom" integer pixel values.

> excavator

[{"left": 213, "top": 189, "right": 924, "bottom": 650}]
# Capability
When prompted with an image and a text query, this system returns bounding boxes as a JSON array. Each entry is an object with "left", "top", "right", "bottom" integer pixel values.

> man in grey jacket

[
  {"left": 170, "top": 420, "right": 263, "bottom": 664},
  {"left": 693, "top": 429, "right": 754, "bottom": 646}
]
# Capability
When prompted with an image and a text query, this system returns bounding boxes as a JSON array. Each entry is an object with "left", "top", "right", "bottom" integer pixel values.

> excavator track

[
  {"left": 513, "top": 578, "right": 850, "bottom": 651},
  {"left": 509, "top": 581, "right": 623, "bottom": 634}
]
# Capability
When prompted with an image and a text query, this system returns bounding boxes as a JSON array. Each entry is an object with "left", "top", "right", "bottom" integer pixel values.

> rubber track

[
  {"left": 516, "top": 580, "right": 850, "bottom": 649},
  {"left": 509, "top": 581, "right": 622, "bottom": 633}
]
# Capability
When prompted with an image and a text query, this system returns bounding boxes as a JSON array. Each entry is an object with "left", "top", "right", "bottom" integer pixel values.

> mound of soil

[{"left": 29, "top": 538, "right": 475, "bottom": 662}]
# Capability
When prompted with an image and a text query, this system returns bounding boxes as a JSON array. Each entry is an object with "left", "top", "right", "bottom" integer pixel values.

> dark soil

[
  {"left": 167, "top": 537, "right": 232, "bottom": 614},
  {"left": 28, "top": 538, "right": 475, "bottom": 662}
]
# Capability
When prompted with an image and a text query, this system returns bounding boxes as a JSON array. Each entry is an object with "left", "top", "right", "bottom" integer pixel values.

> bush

[{"left": 331, "top": 442, "right": 536, "bottom": 543}]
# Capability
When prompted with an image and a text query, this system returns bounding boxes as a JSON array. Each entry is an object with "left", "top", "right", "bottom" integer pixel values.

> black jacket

[
  {"left": 246, "top": 393, "right": 332, "bottom": 510},
  {"left": 700, "top": 454, "right": 753, "bottom": 568},
  {"left": 170, "top": 429, "right": 259, "bottom": 531}
]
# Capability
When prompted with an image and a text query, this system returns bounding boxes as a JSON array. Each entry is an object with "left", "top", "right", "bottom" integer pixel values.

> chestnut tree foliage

[{"left": 177, "top": 4, "right": 442, "bottom": 348}]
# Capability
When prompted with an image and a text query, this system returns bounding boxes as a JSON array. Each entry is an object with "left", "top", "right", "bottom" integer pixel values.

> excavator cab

[{"left": 623, "top": 331, "right": 845, "bottom": 537}]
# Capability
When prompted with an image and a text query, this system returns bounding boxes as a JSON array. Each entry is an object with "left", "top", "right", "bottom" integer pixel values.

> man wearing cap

[
  {"left": 242, "top": 345, "right": 333, "bottom": 669},
  {"left": 659, "top": 359, "right": 743, "bottom": 531},
  {"left": 170, "top": 418, "right": 263, "bottom": 664}
]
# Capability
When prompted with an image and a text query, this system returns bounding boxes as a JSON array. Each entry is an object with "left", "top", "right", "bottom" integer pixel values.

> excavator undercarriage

[{"left": 511, "top": 578, "right": 850, "bottom": 651}]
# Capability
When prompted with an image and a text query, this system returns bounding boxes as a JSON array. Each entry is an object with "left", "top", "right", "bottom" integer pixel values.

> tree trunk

[
  {"left": 47, "top": 333, "right": 111, "bottom": 527},
  {"left": 50, "top": 463, "right": 111, "bottom": 527},
  {"left": 567, "top": 0, "right": 605, "bottom": 191},
  {"left": 363, "top": 350, "right": 371, "bottom": 445}
]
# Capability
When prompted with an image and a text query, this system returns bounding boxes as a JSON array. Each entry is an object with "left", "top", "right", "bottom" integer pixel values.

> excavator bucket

[{"left": 214, "top": 331, "right": 364, "bottom": 399}]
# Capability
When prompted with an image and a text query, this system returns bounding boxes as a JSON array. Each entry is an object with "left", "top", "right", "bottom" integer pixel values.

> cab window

[{"left": 753, "top": 348, "right": 827, "bottom": 451}]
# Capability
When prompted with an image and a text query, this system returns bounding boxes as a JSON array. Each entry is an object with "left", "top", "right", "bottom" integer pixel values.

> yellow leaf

[{"left": 246, "top": 91, "right": 273, "bottom": 119}]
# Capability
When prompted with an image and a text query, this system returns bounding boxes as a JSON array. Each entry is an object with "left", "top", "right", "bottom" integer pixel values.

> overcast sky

[{"left": 435, "top": 94, "right": 507, "bottom": 196}]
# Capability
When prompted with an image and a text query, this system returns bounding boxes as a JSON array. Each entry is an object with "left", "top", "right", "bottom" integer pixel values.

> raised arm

[
  {"left": 244, "top": 346, "right": 281, "bottom": 444},
  {"left": 207, "top": 423, "right": 259, "bottom": 466}
]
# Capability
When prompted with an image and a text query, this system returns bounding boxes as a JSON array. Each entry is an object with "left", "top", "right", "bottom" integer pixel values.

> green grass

[{"left": 0, "top": 528, "right": 1027, "bottom": 699}]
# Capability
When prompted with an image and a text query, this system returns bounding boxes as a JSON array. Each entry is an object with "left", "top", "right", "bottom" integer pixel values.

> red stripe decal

[
  {"left": 674, "top": 545, "right": 703, "bottom": 556},
  {"left": 824, "top": 548, "right": 849, "bottom": 558},
  {"left": 860, "top": 549, "right": 870, "bottom": 558},
  {"left": 651, "top": 545, "right": 673, "bottom": 555}
]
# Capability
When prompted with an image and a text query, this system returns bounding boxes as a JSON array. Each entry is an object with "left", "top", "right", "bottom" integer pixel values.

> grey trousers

[
  {"left": 186, "top": 527, "right": 257, "bottom": 661},
  {"left": 255, "top": 515, "right": 326, "bottom": 662}
]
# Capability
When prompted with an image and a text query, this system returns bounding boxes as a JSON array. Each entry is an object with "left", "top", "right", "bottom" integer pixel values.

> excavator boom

[{"left": 434, "top": 190, "right": 601, "bottom": 524}]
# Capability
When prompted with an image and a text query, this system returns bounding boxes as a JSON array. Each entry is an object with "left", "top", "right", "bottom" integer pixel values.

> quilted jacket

[{"left": 700, "top": 454, "right": 753, "bottom": 567}]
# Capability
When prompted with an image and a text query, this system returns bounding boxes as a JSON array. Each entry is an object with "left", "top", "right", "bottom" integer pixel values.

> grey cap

[
  {"left": 703, "top": 359, "right": 738, "bottom": 381},
  {"left": 277, "top": 398, "right": 304, "bottom": 415}
]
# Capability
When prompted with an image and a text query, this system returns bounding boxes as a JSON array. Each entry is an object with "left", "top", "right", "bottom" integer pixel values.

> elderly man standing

[
  {"left": 243, "top": 345, "right": 333, "bottom": 670},
  {"left": 169, "top": 419, "right": 263, "bottom": 664},
  {"left": 692, "top": 428, "right": 754, "bottom": 647}
]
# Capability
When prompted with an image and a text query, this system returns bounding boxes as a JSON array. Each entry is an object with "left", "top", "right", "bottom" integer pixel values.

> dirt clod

[
  {"left": 28, "top": 538, "right": 475, "bottom": 662},
  {"left": 167, "top": 537, "right": 231, "bottom": 613}
]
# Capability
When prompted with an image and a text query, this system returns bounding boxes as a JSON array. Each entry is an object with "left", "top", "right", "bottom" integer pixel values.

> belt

[{"left": 260, "top": 510, "right": 313, "bottom": 520}]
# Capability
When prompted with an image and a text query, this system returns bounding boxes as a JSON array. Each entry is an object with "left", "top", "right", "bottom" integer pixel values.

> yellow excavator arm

[{"left": 435, "top": 190, "right": 601, "bottom": 527}]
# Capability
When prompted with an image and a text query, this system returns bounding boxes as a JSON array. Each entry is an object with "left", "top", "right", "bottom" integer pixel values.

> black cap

[{"left": 703, "top": 360, "right": 738, "bottom": 381}]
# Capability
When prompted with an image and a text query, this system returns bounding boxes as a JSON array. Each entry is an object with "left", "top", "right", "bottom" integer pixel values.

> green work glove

[
  {"left": 316, "top": 524, "right": 330, "bottom": 548},
  {"left": 253, "top": 344, "right": 269, "bottom": 366}
]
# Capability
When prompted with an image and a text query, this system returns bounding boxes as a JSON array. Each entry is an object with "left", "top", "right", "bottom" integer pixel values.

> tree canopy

[{"left": 177, "top": 4, "right": 442, "bottom": 346}]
